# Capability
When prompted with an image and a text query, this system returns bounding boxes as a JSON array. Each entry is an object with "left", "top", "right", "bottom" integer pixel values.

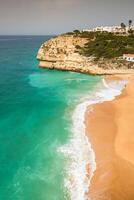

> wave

[{"left": 59, "top": 77, "right": 127, "bottom": 200}]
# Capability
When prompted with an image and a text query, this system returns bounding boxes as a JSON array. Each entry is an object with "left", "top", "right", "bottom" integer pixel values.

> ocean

[{"left": 0, "top": 36, "right": 101, "bottom": 200}]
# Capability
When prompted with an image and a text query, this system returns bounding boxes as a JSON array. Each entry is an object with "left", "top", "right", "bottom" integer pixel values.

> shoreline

[
  {"left": 61, "top": 76, "right": 127, "bottom": 200},
  {"left": 37, "top": 33, "right": 134, "bottom": 76},
  {"left": 85, "top": 75, "right": 134, "bottom": 199},
  {"left": 39, "top": 62, "right": 134, "bottom": 75}
]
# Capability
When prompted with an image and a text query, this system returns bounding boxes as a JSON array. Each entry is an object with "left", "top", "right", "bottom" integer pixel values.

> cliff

[{"left": 37, "top": 32, "right": 134, "bottom": 75}]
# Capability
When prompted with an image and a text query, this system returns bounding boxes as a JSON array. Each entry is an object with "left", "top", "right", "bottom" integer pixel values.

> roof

[{"left": 123, "top": 54, "right": 134, "bottom": 57}]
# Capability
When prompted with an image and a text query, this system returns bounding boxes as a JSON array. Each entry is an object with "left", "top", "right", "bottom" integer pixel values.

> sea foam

[{"left": 59, "top": 78, "right": 127, "bottom": 200}]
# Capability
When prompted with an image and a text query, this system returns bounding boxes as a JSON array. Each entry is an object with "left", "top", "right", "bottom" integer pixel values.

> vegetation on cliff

[
  {"left": 75, "top": 31, "right": 134, "bottom": 59},
  {"left": 37, "top": 24, "right": 134, "bottom": 73}
]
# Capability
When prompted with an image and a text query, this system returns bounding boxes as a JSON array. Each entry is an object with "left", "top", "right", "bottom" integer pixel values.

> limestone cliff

[{"left": 37, "top": 34, "right": 134, "bottom": 75}]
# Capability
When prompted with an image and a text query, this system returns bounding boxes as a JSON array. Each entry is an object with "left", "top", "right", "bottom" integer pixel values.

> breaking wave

[{"left": 59, "top": 78, "right": 127, "bottom": 200}]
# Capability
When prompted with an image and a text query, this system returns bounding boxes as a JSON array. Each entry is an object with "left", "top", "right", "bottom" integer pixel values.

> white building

[
  {"left": 123, "top": 54, "right": 134, "bottom": 62},
  {"left": 93, "top": 26, "right": 113, "bottom": 32},
  {"left": 83, "top": 25, "right": 134, "bottom": 34},
  {"left": 93, "top": 26, "right": 126, "bottom": 33}
]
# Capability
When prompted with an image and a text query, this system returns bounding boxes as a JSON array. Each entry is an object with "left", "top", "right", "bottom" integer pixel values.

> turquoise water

[{"left": 0, "top": 36, "right": 100, "bottom": 200}]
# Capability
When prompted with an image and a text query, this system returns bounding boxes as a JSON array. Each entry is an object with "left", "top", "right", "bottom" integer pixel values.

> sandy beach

[{"left": 86, "top": 75, "right": 134, "bottom": 200}]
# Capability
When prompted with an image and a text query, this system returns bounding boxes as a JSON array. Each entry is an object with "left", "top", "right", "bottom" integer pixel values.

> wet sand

[{"left": 85, "top": 75, "right": 134, "bottom": 200}]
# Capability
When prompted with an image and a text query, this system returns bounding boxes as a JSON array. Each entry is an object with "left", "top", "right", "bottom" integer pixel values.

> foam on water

[{"left": 59, "top": 78, "right": 128, "bottom": 200}]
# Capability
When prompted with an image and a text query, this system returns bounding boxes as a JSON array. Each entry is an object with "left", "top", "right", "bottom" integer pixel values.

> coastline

[
  {"left": 37, "top": 33, "right": 134, "bottom": 76},
  {"left": 60, "top": 76, "right": 127, "bottom": 200},
  {"left": 85, "top": 75, "right": 134, "bottom": 199},
  {"left": 39, "top": 60, "right": 134, "bottom": 75}
]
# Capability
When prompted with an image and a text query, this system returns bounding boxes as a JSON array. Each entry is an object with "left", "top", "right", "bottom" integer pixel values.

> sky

[{"left": 0, "top": 0, "right": 134, "bottom": 35}]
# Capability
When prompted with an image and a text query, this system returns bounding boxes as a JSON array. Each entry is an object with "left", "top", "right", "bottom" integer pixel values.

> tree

[
  {"left": 73, "top": 30, "right": 80, "bottom": 34},
  {"left": 121, "top": 22, "right": 126, "bottom": 30},
  {"left": 120, "top": 22, "right": 126, "bottom": 29},
  {"left": 73, "top": 30, "right": 81, "bottom": 37},
  {"left": 128, "top": 19, "right": 132, "bottom": 29}
]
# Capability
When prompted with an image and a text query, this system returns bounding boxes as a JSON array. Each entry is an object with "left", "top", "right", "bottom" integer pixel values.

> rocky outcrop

[{"left": 37, "top": 34, "right": 134, "bottom": 75}]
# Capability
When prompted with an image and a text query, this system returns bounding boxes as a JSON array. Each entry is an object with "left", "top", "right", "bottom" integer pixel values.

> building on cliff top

[
  {"left": 123, "top": 54, "right": 134, "bottom": 62},
  {"left": 83, "top": 26, "right": 134, "bottom": 34}
]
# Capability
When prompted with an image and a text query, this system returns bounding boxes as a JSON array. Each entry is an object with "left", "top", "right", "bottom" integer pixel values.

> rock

[{"left": 37, "top": 34, "right": 134, "bottom": 75}]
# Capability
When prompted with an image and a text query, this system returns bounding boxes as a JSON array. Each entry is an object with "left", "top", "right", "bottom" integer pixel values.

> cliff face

[
  {"left": 37, "top": 35, "right": 95, "bottom": 73},
  {"left": 37, "top": 34, "right": 134, "bottom": 75},
  {"left": 37, "top": 35, "right": 87, "bottom": 62}
]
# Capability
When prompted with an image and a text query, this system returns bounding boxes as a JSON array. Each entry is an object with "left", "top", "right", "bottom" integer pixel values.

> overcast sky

[{"left": 0, "top": 0, "right": 134, "bottom": 35}]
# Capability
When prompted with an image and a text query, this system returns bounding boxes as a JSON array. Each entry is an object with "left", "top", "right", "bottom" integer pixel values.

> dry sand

[{"left": 85, "top": 75, "right": 134, "bottom": 200}]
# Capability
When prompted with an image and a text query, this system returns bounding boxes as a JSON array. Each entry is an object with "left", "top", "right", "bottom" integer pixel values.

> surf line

[{"left": 59, "top": 77, "right": 127, "bottom": 200}]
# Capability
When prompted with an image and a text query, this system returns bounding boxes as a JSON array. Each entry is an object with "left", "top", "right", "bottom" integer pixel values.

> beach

[{"left": 86, "top": 75, "right": 134, "bottom": 200}]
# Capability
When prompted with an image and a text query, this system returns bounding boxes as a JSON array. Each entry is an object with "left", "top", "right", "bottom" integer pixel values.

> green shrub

[{"left": 77, "top": 32, "right": 134, "bottom": 59}]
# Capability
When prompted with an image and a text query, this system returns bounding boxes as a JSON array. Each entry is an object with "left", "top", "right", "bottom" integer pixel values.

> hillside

[
  {"left": 75, "top": 31, "right": 134, "bottom": 59},
  {"left": 37, "top": 31, "right": 134, "bottom": 75}
]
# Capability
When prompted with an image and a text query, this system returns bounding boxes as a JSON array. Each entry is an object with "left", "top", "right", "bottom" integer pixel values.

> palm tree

[
  {"left": 120, "top": 22, "right": 126, "bottom": 29},
  {"left": 128, "top": 19, "right": 132, "bottom": 29}
]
